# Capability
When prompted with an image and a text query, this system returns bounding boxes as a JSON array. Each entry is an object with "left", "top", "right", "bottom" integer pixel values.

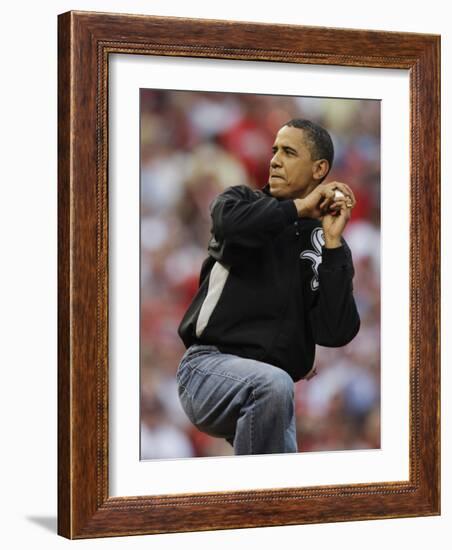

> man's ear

[{"left": 313, "top": 159, "right": 329, "bottom": 181}]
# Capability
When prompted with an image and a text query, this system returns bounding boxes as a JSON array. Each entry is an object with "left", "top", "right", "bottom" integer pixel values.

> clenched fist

[{"left": 293, "top": 181, "right": 356, "bottom": 248}]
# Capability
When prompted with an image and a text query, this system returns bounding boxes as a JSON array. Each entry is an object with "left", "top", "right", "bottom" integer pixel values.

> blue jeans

[{"left": 176, "top": 343, "right": 298, "bottom": 455}]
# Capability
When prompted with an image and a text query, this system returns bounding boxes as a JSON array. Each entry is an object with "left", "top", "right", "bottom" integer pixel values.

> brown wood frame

[{"left": 58, "top": 10, "right": 440, "bottom": 539}]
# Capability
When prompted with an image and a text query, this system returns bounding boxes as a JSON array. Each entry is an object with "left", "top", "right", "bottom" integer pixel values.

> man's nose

[{"left": 271, "top": 153, "right": 282, "bottom": 167}]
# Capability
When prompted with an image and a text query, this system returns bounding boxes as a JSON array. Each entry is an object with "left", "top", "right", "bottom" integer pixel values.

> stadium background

[{"left": 139, "top": 89, "right": 381, "bottom": 459}]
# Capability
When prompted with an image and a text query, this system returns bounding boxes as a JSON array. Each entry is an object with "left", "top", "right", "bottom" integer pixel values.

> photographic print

[{"left": 139, "top": 89, "right": 381, "bottom": 460}]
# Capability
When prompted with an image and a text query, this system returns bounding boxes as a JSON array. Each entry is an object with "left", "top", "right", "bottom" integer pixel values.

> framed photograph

[{"left": 58, "top": 11, "right": 440, "bottom": 538}]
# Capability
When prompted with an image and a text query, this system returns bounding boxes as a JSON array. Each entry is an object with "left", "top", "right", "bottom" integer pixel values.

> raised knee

[
  {"left": 273, "top": 369, "right": 294, "bottom": 399},
  {"left": 256, "top": 367, "right": 294, "bottom": 400}
]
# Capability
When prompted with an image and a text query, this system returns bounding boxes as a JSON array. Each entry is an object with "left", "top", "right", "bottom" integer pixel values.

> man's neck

[{"left": 294, "top": 181, "right": 318, "bottom": 200}]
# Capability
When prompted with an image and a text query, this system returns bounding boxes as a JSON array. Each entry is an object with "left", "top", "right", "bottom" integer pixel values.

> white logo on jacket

[{"left": 300, "top": 227, "right": 324, "bottom": 291}]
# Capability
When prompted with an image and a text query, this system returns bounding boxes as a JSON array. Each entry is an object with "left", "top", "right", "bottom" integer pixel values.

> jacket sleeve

[
  {"left": 207, "top": 184, "right": 298, "bottom": 263},
  {"left": 309, "top": 240, "right": 361, "bottom": 347}
]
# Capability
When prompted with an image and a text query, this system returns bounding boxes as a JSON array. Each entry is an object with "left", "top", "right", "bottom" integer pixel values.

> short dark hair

[{"left": 284, "top": 118, "right": 334, "bottom": 178}]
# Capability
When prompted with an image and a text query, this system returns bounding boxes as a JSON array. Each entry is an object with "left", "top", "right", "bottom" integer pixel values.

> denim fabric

[{"left": 176, "top": 343, "right": 297, "bottom": 455}]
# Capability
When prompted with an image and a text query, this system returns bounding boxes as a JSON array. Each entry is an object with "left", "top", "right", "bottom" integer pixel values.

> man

[{"left": 176, "top": 119, "right": 360, "bottom": 455}]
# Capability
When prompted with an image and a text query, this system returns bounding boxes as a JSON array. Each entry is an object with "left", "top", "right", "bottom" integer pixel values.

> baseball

[{"left": 334, "top": 189, "right": 345, "bottom": 200}]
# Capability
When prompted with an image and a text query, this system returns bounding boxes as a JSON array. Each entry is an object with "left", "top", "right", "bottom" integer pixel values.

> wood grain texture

[
  {"left": 57, "top": 10, "right": 440, "bottom": 539},
  {"left": 57, "top": 10, "right": 72, "bottom": 538}
]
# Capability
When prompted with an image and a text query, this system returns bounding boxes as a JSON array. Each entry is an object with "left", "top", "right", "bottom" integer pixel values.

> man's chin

[{"left": 268, "top": 183, "right": 286, "bottom": 198}]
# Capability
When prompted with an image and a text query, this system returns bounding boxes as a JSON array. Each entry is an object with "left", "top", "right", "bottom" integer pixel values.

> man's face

[{"left": 268, "top": 126, "right": 327, "bottom": 200}]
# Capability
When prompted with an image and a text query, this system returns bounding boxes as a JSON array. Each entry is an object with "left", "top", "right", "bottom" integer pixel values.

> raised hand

[{"left": 293, "top": 181, "right": 356, "bottom": 248}]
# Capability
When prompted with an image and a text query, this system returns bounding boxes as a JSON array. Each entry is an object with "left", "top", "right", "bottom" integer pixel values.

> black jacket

[{"left": 178, "top": 184, "right": 360, "bottom": 382}]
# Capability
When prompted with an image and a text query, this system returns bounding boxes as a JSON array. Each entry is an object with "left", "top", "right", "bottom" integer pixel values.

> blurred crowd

[{"left": 139, "top": 89, "right": 381, "bottom": 459}]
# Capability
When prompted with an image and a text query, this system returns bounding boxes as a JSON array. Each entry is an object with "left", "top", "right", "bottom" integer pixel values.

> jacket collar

[{"left": 262, "top": 183, "right": 272, "bottom": 197}]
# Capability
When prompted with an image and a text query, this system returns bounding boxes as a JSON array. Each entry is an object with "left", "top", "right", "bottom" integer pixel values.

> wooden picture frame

[{"left": 57, "top": 10, "right": 440, "bottom": 539}]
